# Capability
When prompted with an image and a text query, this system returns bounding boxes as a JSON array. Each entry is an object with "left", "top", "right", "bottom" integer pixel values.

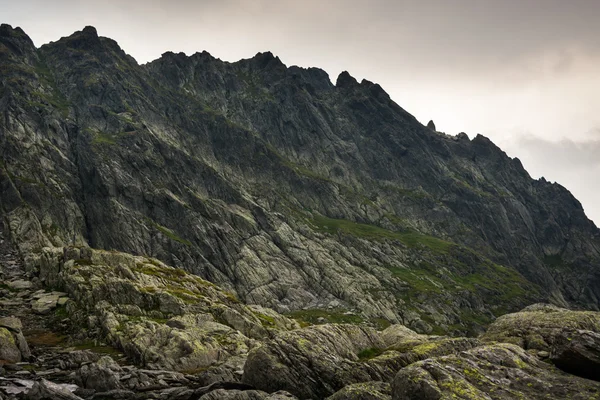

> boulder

[
  {"left": 243, "top": 324, "right": 386, "bottom": 399},
  {"left": 197, "top": 389, "right": 295, "bottom": 400},
  {"left": 392, "top": 343, "right": 600, "bottom": 400},
  {"left": 482, "top": 304, "right": 600, "bottom": 380},
  {"left": 0, "top": 327, "right": 21, "bottom": 363},
  {"left": 0, "top": 317, "right": 23, "bottom": 331},
  {"left": 77, "top": 356, "right": 122, "bottom": 392},
  {"left": 482, "top": 304, "right": 600, "bottom": 350},
  {"left": 25, "top": 379, "right": 83, "bottom": 400},
  {"left": 551, "top": 329, "right": 600, "bottom": 381},
  {"left": 0, "top": 317, "right": 30, "bottom": 361}
]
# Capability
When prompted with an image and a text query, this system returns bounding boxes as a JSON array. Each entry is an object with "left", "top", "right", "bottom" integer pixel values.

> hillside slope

[{"left": 1, "top": 24, "right": 599, "bottom": 334}]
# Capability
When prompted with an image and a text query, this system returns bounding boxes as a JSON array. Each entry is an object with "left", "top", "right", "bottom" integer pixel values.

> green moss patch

[
  {"left": 358, "top": 347, "right": 384, "bottom": 360},
  {"left": 286, "top": 309, "right": 364, "bottom": 326}
]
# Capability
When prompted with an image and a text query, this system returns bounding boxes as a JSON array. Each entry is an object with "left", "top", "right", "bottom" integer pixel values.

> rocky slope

[
  {"left": 2, "top": 228, "right": 600, "bottom": 399},
  {"left": 2, "top": 24, "right": 599, "bottom": 335},
  {"left": 2, "top": 23, "right": 600, "bottom": 398}
]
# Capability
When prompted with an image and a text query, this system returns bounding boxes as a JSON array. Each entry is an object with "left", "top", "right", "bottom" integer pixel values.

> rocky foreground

[{"left": 2, "top": 224, "right": 600, "bottom": 399}]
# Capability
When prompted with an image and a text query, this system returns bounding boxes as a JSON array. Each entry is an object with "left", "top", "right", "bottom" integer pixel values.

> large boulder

[
  {"left": 482, "top": 304, "right": 600, "bottom": 350},
  {"left": 0, "top": 317, "right": 30, "bottom": 363},
  {"left": 551, "top": 329, "right": 600, "bottom": 381},
  {"left": 392, "top": 343, "right": 600, "bottom": 400},
  {"left": 482, "top": 304, "right": 600, "bottom": 380},
  {"left": 0, "top": 327, "right": 21, "bottom": 364},
  {"left": 243, "top": 324, "right": 386, "bottom": 399},
  {"left": 77, "top": 356, "right": 123, "bottom": 392}
]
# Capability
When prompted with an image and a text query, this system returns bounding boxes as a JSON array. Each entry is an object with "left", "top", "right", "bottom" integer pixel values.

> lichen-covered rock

[
  {"left": 481, "top": 306, "right": 600, "bottom": 381},
  {"left": 198, "top": 389, "right": 298, "bottom": 400},
  {"left": 243, "top": 324, "right": 386, "bottom": 399},
  {"left": 392, "top": 343, "right": 600, "bottom": 400},
  {"left": 0, "top": 317, "right": 30, "bottom": 361},
  {"left": 0, "top": 327, "right": 21, "bottom": 363},
  {"left": 242, "top": 323, "right": 479, "bottom": 399},
  {"left": 368, "top": 337, "right": 482, "bottom": 374},
  {"left": 77, "top": 356, "right": 122, "bottom": 392},
  {"left": 327, "top": 381, "right": 391, "bottom": 400},
  {"left": 33, "top": 247, "right": 296, "bottom": 371},
  {"left": 482, "top": 304, "right": 600, "bottom": 351}
]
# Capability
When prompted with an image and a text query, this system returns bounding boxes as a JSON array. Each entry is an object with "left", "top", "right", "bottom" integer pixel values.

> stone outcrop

[
  {"left": 242, "top": 324, "right": 481, "bottom": 399},
  {"left": 327, "top": 382, "right": 391, "bottom": 400},
  {"left": 29, "top": 246, "right": 299, "bottom": 372}
]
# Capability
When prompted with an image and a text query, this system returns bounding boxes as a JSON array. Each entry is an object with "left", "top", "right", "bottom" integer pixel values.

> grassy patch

[
  {"left": 254, "top": 312, "right": 276, "bottom": 327},
  {"left": 133, "top": 262, "right": 187, "bottom": 280},
  {"left": 26, "top": 331, "right": 66, "bottom": 346},
  {"left": 310, "top": 214, "right": 453, "bottom": 253},
  {"left": 387, "top": 265, "right": 444, "bottom": 293},
  {"left": 358, "top": 347, "right": 384, "bottom": 360},
  {"left": 146, "top": 219, "right": 192, "bottom": 246},
  {"left": 286, "top": 309, "right": 364, "bottom": 325},
  {"left": 92, "top": 133, "right": 117, "bottom": 145},
  {"left": 30, "top": 90, "right": 70, "bottom": 118},
  {"left": 372, "top": 318, "right": 392, "bottom": 330},
  {"left": 54, "top": 305, "right": 68, "bottom": 318}
]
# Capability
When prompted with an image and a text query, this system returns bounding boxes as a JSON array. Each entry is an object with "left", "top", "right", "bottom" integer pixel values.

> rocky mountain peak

[
  {"left": 336, "top": 70, "right": 359, "bottom": 87},
  {"left": 249, "top": 51, "right": 284, "bottom": 69},
  {"left": 0, "top": 23, "right": 36, "bottom": 56},
  {"left": 59, "top": 25, "right": 102, "bottom": 50}
]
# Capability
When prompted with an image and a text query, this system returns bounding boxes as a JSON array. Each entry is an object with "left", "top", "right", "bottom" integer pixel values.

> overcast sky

[{"left": 3, "top": 0, "right": 599, "bottom": 224}]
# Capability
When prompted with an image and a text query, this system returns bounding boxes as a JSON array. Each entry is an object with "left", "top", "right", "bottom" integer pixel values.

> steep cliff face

[{"left": 1, "top": 24, "right": 599, "bottom": 334}]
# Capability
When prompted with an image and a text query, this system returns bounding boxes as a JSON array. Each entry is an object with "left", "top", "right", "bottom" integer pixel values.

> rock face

[{"left": 1, "top": 24, "right": 600, "bottom": 336}]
